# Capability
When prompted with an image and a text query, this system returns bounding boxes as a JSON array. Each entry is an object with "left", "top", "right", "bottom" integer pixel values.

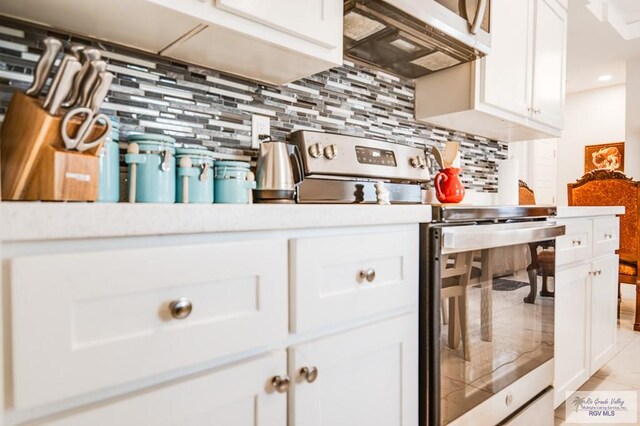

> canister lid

[
  {"left": 128, "top": 133, "right": 176, "bottom": 144},
  {"left": 215, "top": 160, "right": 251, "bottom": 169},
  {"left": 176, "top": 145, "right": 217, "bottom": 159}
]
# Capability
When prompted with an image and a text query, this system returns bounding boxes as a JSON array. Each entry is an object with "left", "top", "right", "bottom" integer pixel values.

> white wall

[
  {"left": 556, "top": 84, "right": 626, "bottom": 205},
  {"left": 626, "top": 57, "right": 640, "bottom": 180}
]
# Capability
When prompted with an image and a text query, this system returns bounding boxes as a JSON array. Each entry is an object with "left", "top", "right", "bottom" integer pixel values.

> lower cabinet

[
  {"left": 554, "top": 263, "right": 590, "bottom": 406},
  {"left": 288, "top": 314, "right": 418, "bottom": 426},
  {"left": 554, "top": 253, "right": 619, "bottom": 407},
  {"left": 30, "top": 352, "right": 287, "bottom": 426}
]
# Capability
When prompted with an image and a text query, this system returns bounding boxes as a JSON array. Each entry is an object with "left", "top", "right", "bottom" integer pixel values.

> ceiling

[{"left": 566, "top": 0, "right": 640, "bottom": 93}]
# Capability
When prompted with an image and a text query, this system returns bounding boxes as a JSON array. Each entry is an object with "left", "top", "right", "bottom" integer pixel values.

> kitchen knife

[
  {"left": 42, "top": 54, "right": 76, "bottom": 110},
  {"left": 46, "top": 58, "right": 82, "bottom": 115},
  {"left": 62, "top": 48, "right": 101, "bottom": 108},
  {"left": 68, "top": 44, "right": 85, "bottom": 60},
  {"left": 77, "top": 60, "right": 107, "bottom": 108},
  {"left": 87, "top": 71, "right": 113, "bottom": 113},
  {"left": 25, "top": 37, "right": 63, "bottom": 97}
]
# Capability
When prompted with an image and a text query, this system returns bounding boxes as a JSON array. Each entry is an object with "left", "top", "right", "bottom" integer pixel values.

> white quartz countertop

[
  {"left": 0, "top": 202, "right": 433, "bottom": 242},
  {"left": 555, "top": 206, "right": 625, "bottom": 218}
]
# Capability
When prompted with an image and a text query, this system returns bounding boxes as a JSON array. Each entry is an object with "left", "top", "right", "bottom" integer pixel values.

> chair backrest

[
  {"left": 567, "top": 170, "right": 640, "bottom": 260},
  {"left": 518, "top": 180, "right": 536, "bottom": 205}
]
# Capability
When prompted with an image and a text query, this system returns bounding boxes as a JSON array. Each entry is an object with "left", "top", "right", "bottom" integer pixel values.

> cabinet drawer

[
  {"left": 290, "top": 226, "right": 418, "bottom": 332},
  {"left": 29, "top": 352, "right": 287, "bottom": 426},
  {"left": 593, "top": 216, "right": 619, "bottom": 257},
  {"left": 555, "top": 219, "right": 592, "bottom": 267},
  {"left": 10, "top": 239, "right": 288, "bottom": 409}
]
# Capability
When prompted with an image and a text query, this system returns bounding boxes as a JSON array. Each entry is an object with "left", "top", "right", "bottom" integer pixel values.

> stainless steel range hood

[{"left": 343, "top": 0, "right": 491, "bottom": 79}]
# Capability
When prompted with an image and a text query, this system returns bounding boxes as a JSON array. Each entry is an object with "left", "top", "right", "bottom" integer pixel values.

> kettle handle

[
  {"left": 434, "top": 171, "right": 448, "bottom": 202},
  {"left": 289, "top": 144, "right": 305, "bottom": 186}
]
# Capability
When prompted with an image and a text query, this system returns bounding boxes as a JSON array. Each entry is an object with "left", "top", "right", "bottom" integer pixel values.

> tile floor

[{"left": 554, "top": 297, "right": 640, "bottom": 425}]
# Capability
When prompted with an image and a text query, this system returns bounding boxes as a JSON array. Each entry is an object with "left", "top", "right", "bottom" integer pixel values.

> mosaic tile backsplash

[{"left": 0, "top": 17, "right": 507, "bottom": 192}]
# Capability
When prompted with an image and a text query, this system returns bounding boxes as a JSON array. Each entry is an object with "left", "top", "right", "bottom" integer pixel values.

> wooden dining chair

[
  {"left": 519, "top": 180, "right": 536, "bottom": 205},
  {"left": 568, "top": 169, "right": 640, "bottom": 331}
]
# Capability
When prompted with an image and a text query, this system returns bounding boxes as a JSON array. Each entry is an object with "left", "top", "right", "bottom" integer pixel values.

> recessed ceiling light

[{"left": 598, "top": 74, "right": 613, "bottom": 81}]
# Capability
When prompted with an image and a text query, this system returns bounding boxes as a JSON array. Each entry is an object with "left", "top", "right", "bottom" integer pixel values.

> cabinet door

[
  {"left": 480, "top": 0, "right": 533, "bottom": 117},
  {"left": 289, "top": 314, "right": 418, "bottom": 426},
  {"left": 31, "top": 352, "right": 287, "bottom": 426},
  {"left": 10, "top": 239, "right": 288, "bottom": 409},
  {"left": 215, "top": 0, "right": 342, "bottom": 49},
  {"left": 531, "top": 0, "right": 567, "bottom": 129},
  {"left": 554, "top": 263, "right": 590, "bottom": 407},
  {"left": 590, "top": 255, "right": 619, "bottom": 374}
]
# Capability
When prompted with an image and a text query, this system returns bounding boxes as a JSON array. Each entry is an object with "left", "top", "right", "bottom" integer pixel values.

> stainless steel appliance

[
  {"left": 254, "top": 136, "right": 303, "bottom": 203},
  {"left": 290, "top": 130, "right": 429, "bottom": 203},
  {"left": 343, "top": 0, "right": 491, "bottom": 79},
  {"left": 420, "top": 206, "right": 565, "bottom": 425}
]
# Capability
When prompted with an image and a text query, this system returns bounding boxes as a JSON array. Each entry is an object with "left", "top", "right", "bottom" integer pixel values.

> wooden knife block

[{"left": 1, "top": 91, "right": 104, "bottom": 201}]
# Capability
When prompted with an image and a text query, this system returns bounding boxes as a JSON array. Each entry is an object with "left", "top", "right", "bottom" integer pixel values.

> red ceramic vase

[{"left": 434, "top": 167, "right": 465, "bottom": 203}]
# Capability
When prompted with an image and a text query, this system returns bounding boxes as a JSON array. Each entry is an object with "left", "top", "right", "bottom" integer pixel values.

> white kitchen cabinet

[
  {"left": 0, "top": 0, "right": 343, "bottom": 85},
  {"left": 0, "top": 0, "right": 201, "bottom": 54},
  {"left": 554, "top": 263, "right": 591, "bottom": 407},
  {"left": 151, "top": 0, "right": 343, "bottom": 85},
  {"left": 290, "top": 229, "right": 419, "bottom": 332},
  {"left": 288, "top": 314, "right": 418, "bottom": 426},
  {"left": 553, "top": 215, "right": 620, "bottom": 407},
  {"left": 10, "top": 239, "right": 288, "bottom": 409},
  {"left": 530, "top": 0, "right": 567, "bottom": 129},
  {"left": 589, "top": 255, "right": 619, "bottom": 374},
  {"left": 415, "top": 0, "right": 567, "bottom": 142},
  {"left": 29, "top": 352, "right": 287, "bottom": 426}
]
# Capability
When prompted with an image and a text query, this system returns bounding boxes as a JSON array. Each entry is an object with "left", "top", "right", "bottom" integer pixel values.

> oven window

[{"left": 440, "top": 241, "right": 554, "bottom": 425}]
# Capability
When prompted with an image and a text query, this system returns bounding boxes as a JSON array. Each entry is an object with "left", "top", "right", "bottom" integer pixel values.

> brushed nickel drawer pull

[
  {"left": 271, "top": 375, "right": 290, "bottom": 393},
  {"left": 359, "top": 268, "right": 376, "bottom": 283},
  {"left": 572, "top": 239, "right": 582, "bottom": 246},
  {"left": 169, "top": 297, "right": 193, "bottom": 319},
  {"left": 604, "top": 233, "right": 613, "bottom": 239},
  {"left": 300, "top": 366, "right": 319, "bottom": 383}
]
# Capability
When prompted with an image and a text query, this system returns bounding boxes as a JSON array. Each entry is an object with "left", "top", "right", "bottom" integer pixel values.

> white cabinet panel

[
  {"left": 589, "top": 255, "right": 619, "bottom": 374},
  {"left": 10, "top": 239, "right": 288, "bottom": 409},
  {"left": 554, "top": 263, "right": 590, "bottom": 407},
  {"left": 29, "top": 352, "right": 287, "bottom": 426},
  {"left": 0, "top": 0, "right": 200, "bottom": 53},
  {"left": 593, "top": 217, "right": 620, "bottom": 257},
  {"left": 215, "top": 0, "right": 342, "bottom": 49},
  {"left": 555, "top": 219, "right": 592, "bottom": 267},
  {"left": 531, "top": 0, "right": 567, "bottom": 129},
  {"left": 481, "top": 0, "right": 533, "bottom": 117},
  {"left": 289, "top": 314, "right": 418, "bottom": 426},
  {"left": 290, "top": 227, "right": 419, "bottom": 332}
]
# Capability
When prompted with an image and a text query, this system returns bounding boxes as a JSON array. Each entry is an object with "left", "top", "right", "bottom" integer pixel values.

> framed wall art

[{"left": 584, "top": 142, "right": 625, "bottom": 173}]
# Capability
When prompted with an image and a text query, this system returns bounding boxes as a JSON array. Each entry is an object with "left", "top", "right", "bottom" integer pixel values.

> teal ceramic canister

[
  {"left": 175, "top": 146, "right": 216, "bottom": 203},
  {"left": 97, "top": 118, "right": 120, "bottom": 202},
  {"left": 125, "top": 134, "right": 176, "bottom": 203},
  {"left": 214, "top": 161, "right": 256, "bottom": 204}
]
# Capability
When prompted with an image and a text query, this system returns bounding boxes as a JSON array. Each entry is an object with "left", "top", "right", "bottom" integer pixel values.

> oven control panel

[{"left": 290, "top": 130, "right": 430, "bottom": 182}]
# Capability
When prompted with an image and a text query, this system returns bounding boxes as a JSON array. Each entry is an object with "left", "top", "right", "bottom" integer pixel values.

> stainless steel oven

[{"left": 420, "top": 206, "right": 565, "bottom": 425}]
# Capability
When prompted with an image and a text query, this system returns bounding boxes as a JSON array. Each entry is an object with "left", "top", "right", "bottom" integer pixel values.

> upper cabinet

[
  {"left": 154, "top": 0, "right": 343, "bottom": 84},
  {"left": 415, "top": 0, "right": 567, "bottom": 142},
  {"left": 0, "top": 0, "right": 343, "bottom": 85}
]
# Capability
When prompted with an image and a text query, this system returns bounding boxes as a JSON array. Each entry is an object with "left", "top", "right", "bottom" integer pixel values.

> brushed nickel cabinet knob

[
  {"left": 359, "top": 268, "right": 376, "bottom": 283},
  {"left": 271, "top": 375, "right": 290, "bottom": 393},
  {"left": 169, "top": 297, "right": 193, "bottom": 319},
  {"left": 300, "top": 366, "right": 319, "bottom": 383}
]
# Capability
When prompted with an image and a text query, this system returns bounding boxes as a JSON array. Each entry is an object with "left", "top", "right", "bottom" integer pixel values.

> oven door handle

[{"left": 441, "top": 223, "right": 565, "bottom": 254}]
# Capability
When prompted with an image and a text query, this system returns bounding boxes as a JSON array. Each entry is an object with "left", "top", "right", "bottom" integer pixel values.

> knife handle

[
  {"left": 62, "top": 48, "right": 101, "bottom": 108},
  {"left": 88, "top": 71, "right": 114, "bottom": 114},
  {"left": 46, "top": 59, "right": 82, "bottom": 115},
  {"left": 78, "top": 60, "right": 107, "bottom": 109},
  {"left": 25, "top": 37, "right": 62, "bottom": 97}
]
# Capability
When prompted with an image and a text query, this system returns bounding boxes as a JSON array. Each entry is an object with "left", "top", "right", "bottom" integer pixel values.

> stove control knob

[
  {"left": 324, "top": 144, "right": 338, "bottom": 160},
  {"left": 410, "top": 156, "right": 424, "bottom": 168},
  {"left": 308, "top": 143, "right": 323, "bottom": 159}
]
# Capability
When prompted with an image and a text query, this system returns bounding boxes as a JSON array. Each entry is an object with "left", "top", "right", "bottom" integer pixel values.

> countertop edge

[
  {"left": 0, "top": 203, "right": 433, "bottom": 243},
  {"left": 555, "top": 206, "right": 625, "bottom": 218}
]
